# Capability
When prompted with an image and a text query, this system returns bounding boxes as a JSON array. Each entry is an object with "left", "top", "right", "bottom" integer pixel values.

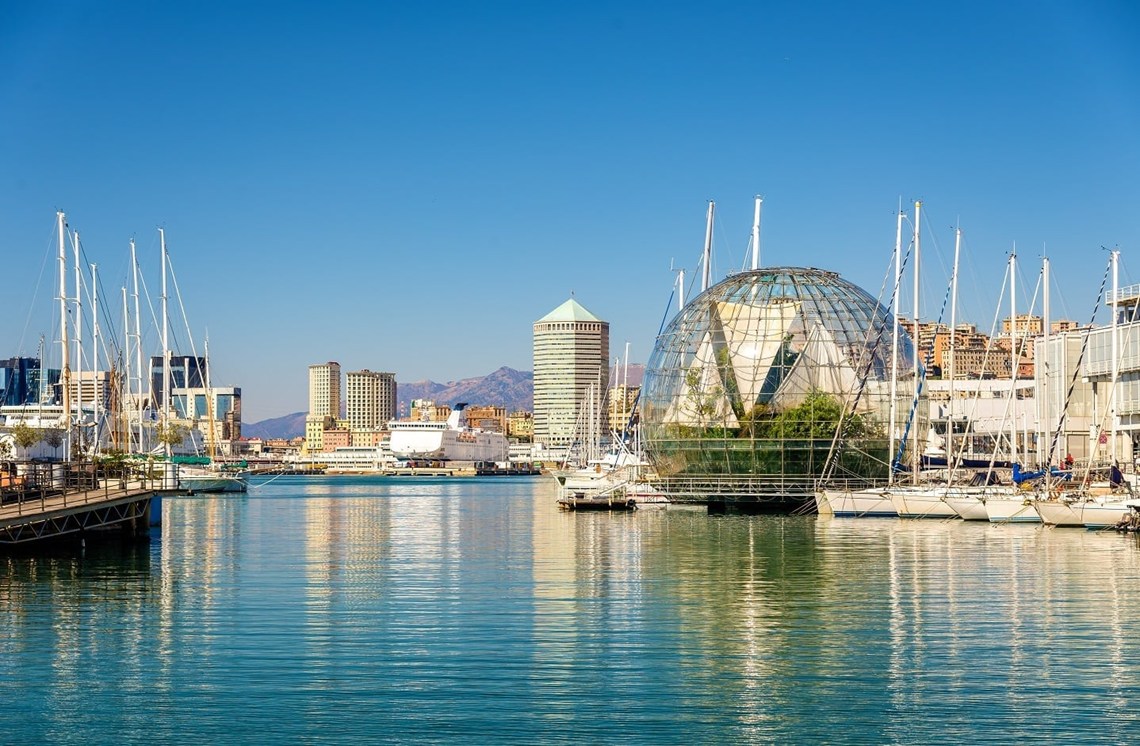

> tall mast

[
  {"left": 1111, "top": 248, "right": 1119, "bottom": 464},
  {"left": 701, "top": 200, "right": 714, "bottom": 293},
  {"left": 122, "top": 285, "right": 130, "bottom": 452},
  {"left": 948, "top": 225, "right": 960, "bottom": 475},
  {"left": 1009, "top": 249, "right": 1018, "bottom": 465},
  {"left": 161, "top": 227, "right": 170, "bottom": 429},
  {"left": 205, "top": 337, "right": 215, "bottom": 460},
  {"left": 888, "top": 207, "right": 903, "bottom": 484},
  {"left": 623, "top": 341, "right": 630, "bottom": 438},
  {"left": 751, "top": 196, "right": 762, "bottom": 271},
  {"left": 131, "top": 238, "right": 143, "bottom": 451},
  {"left": 677, "top": 268, "right": 685, "bottom": 311},
  {"left": 1042, "top": 255, "right": 1050, "bottom": 468},
  {"left": 911, "top": 200, "right": 921, "bottom": 483},
  {"left": 57, "top": 211, "right": 71, "bottom": 459},
  {"left": 73, "top": 230, "right": 83, "bottom": 445},
  {"left": 91, "top": 262, "right": 100, "bottom": 452}
]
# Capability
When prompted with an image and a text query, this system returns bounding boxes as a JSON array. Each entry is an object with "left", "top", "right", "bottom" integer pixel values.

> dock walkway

[{"left": 0, "top": 469, "right": 176, "bottom": 545}]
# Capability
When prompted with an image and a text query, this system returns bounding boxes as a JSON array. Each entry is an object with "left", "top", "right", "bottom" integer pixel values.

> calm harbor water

[{"left": 3, "top": 475, "right": 1140, "bottom": 743}]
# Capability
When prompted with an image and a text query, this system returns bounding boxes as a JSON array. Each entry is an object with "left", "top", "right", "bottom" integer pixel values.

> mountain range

[{"left": 242, "top": 364, "right": 644, "bottom": 440}]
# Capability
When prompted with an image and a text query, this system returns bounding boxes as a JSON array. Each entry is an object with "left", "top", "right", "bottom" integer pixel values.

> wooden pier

[{"left": 0, "top": 462, "right": 177, "bottom": 546}]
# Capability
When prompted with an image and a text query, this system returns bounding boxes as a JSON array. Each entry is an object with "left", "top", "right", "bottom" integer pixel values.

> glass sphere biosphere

[{"left": 641, "top": 267, "right": 918, "bottom": 499}]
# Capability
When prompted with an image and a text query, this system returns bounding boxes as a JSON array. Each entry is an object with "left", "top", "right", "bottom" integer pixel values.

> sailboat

[
  {"left": 815, "top": 202, "right": 917, "bottom": 518},
  {"left": 1035, "top": 250, "right": 1134, "bottom": 527},
  {"left": 176, "top": 341, "right": 247, "bottom": 495},
  {"left": 886, "top": 221, "right": 963, "bottom": 519}
]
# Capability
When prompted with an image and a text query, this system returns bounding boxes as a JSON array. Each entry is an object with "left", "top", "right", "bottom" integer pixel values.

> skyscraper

[
  {"left": 346, "top": 370, "right": 397, "bottom": 430},
  {"left": 306, "top": 361, "right": 341, "bottom": 450},
  {"left": 532, "top": 298, "right": 609, "bottom": 450}
]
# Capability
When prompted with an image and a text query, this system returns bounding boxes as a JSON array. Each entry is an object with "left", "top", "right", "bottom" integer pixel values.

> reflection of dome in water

[{"left": 642, "top": 267, "right": 917, "bottom": 494}]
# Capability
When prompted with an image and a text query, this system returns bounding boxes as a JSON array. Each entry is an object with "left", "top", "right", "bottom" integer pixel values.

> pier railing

[{"left": 0, "top": 460, "right": 178, "bottom": 518}]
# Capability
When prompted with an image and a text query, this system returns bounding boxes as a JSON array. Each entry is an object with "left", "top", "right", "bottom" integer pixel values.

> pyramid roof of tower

[{"left": 537, "top": 298, "right": 603, "bottom": 323}]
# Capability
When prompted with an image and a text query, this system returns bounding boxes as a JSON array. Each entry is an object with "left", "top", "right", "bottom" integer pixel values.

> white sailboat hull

[
  {"left": 817, "top": 488, "right": 896, "bottom": 517},
  {"left": 944, "top": 496, "right": 989, "bottom": 521},
  {"left": 1034, "top": 499, "right": 1085, "bottom": 527},
  {"left": 179, "top": 471, "right": 248, "bottom": 494},
  {"left": 984, "top": 495, "right": 1041, "bottom": 523},
  {"left": 1079, "top": 500, "right": 1131, "bottom": 529},
  {"left": 887, "top": 489, "right": 960, "bottom": 519}
]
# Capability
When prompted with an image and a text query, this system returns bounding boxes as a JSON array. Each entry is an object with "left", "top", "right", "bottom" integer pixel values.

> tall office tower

[
  {"left": 306, "top": 361, "right": 341, "bottom": 450},
  {"left": 533, "top": 298, "right": 609, "bottom": 450},
  {"left": 346, "top": 370, "right": 397, "bottom": 430},
  {"left": 0, "top": 357, "right": 40, "bottom": 406},
  {"left": 149, "top": 355, "right": 206, "bottom": 409}
]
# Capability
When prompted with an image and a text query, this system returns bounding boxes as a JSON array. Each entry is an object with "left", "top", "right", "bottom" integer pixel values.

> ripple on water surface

[{"left": 2, "top": 476, "right": 1140, "bottom": 743}]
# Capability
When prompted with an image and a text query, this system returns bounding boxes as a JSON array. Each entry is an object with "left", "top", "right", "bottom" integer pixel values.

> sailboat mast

[
  {"left": 1111, "top": 248, "right": 1119, "bottom": 464},
  {"left": 701, "top": 201, "right": 714, "bottom": 293},
  {"left": 888, "top": 207, "right": 903, "bottom": 484},
  {"left": 1009, "top": 249, "right": 1018, "bottom": 465},
  {"left": 911, "top": 200, "right": 921, "bottom": 483},
  {"left": 91, "top": 262, "right": 100, "bottom": 451},
  {"left": 948, "top": 225, "right": 960, "bottom": 474},
  {"left": 1042, "top": 255, "right": 1050, "bottom": 467},
  {"left": 131, "top": 238, "right": 143, "bottom": 451},
  {"left": 122, "top": 285, "right": 130, "bottom": 451},
  {"left": 73, "top": 230, "right": 83, "bottom": 448},
  {"left": 205, "top": 337, "right": 216, "bottom": 460},
  {"left": 751, "top": 196, "right": 762, "bottom": 271},
  {"left": 57, "top": 211, "right": 71, "bottom": 459},
  {"left": 161, "top": 227, "right": 170, "bottom": 427}
]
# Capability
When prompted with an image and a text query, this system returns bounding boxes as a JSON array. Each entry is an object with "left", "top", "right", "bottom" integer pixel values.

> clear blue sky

[{"left": 2, "top": 1, "right": 1139, "bottom": 421}]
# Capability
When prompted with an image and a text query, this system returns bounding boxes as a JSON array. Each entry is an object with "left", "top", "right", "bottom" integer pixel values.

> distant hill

[
  {"left": 242, "top": 411, "right": 307, "bottom": 440},
  {"left": 397, "top": 366, "right": 534, "bottom": 416},
  {"left": 242, "top": 366, "right": 535, "bottom": 439},
  {"left": 243, "top": 364, "right": 644, "bottom": 439}
]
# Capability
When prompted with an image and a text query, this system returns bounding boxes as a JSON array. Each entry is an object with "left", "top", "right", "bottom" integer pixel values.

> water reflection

[{"left": 2, "top": 479, "right": 1140, "bottom": 742}]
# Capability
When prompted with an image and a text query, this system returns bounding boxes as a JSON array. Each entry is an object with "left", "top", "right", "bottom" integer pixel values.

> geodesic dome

[{"left": 641, "top": 267, "right": 921, "bottom": 489}]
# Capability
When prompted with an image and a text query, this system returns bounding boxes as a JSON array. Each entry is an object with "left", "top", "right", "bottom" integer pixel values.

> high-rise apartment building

[
  {"left": 346, "top": 370, "right": 397, "bottom": 430},
  {"left": 306, "top": 361, "right": 341, "bottom": 451},
  {"left": 533, "top": 298, "right": 609, "bottom": 449}
]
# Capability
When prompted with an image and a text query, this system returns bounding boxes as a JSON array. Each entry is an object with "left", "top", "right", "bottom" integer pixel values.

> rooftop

[{"left": 536, "top": 298, "right": 603, "bottom": 324}]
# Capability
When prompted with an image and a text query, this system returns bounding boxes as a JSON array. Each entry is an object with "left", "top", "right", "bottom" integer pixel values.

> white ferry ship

[{"left": 388, "top": 404, "right": 508, "bottom": 463}]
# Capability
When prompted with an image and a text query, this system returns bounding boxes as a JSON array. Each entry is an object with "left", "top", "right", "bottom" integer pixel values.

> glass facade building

[{"left": 641, "top": 267, "right": 920, "bottom": 507}]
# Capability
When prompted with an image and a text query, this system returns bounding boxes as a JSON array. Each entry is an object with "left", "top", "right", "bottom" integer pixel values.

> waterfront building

[
  {"left": 1036, "top": 329, "right": 1094, "bottom": 462},
  {"left": 69, "top": 370, "right": 113, "bottom": 413},
  {"left": 350, "top": 429, "right": 386, "bottom": 448},
  {"left": 508, "top": 410, "right": 533, "bottom": 440},
  {"left": 607, "top": 384, "right": 639, "bottom": 436},
  {"left": 532, "top": 298, "right": 610, "bottom": 450},
  {"left": 0, "top": 357, "right": 42, "bottom": 406},
  {"left": 170, "top": 385, "right": 243, "bottom": 442},
  {"left": 1080, "top": 277, "right": 1140, "bottom": 466},
  {"left": 306, "top": 361, "right": 341, "bottom": 452},
  {"left": 465, "top": 405, "right": 507, "bottom": 433},
  {"left": 322, "top": 427, "right": 351, "bottom": 451},
  {"left": 1003, "top": 314, "right": 1044, "bottom": 338},
  {"left": 408, "top": 399, "right": 450, "bottom": 423},
  {"left": 150, "top": 355, "right": 206, "bottom": 410},
  {"left": 346, "top": 370, "right": 397, "bottom": 430},
  {"left": 944, "top": 345, "right": 1013, "bottom": 379}
]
